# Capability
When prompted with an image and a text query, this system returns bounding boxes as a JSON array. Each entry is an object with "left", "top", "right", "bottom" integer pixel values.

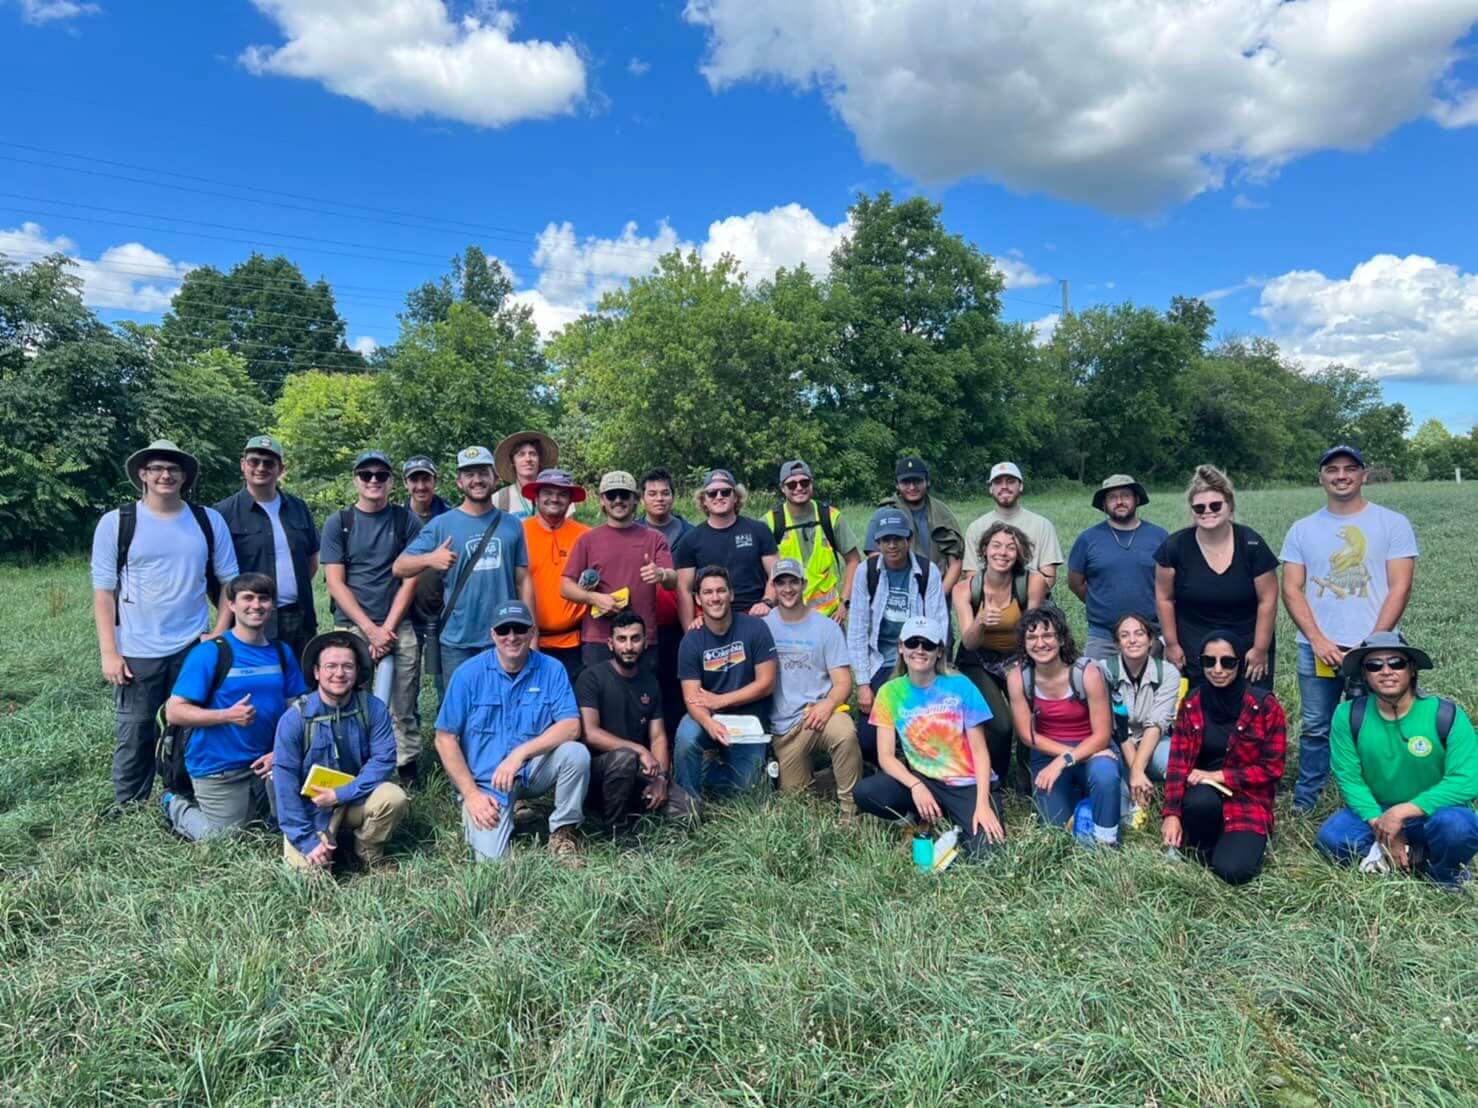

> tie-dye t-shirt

[{"left": 869, "top": 673, "right": 992, "bottom": 785}]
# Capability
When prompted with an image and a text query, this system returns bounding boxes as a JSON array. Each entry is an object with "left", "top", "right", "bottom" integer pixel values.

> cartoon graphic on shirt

[{"left": 1311, "top": 525, "right": 1372, "bottom": 600}]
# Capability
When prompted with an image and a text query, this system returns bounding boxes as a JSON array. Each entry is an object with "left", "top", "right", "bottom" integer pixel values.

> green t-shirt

[{"left": 1329, "top": 695, "right": 1478, "bottom": 821}]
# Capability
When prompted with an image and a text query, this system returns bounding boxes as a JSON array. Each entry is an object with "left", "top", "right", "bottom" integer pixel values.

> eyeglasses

[
  {"left": 318, "top": 662, "right": 357, "bottom": 674},
  {"left": 493, "top": 624, "right": 532, "bottom": 637},
  {"left": 902, "top": 637, "right": 939, "bottom": 651},
  {"left": 602, "top": 490, "right": 634, "bottom": 502},
  {"left": 142, "top": 464, "right": 183, "bottom": 477},
  {"left": 1362, "top": 656, "right": 1410, "bottom": 673},
  {"left": 356, "top": 470, "right": 392, "bottom": 483},
  {"left": 1200, "top": 654, "right": 1240, "bottom": 671},
  {"left": 783, "top": 479, "right": 812, "bottom": 491},
  {"left": 706, "top": 488, "right": 735, "bottom": 499},
  {"left": 242, "top": 456, "right": 280, "bottom": 469},
  {"left": 1191, "top": 500, "right": 1226, "bottom": 515}
]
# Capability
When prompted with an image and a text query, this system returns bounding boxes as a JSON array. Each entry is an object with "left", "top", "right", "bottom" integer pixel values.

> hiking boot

[
  {"left": 397, "top": 760, "right": 421, "bottom": 789},
  {"left": 547, "top": 826, "right": 581, "bottom": 867},
  {"left": 355, "top": 852, "right": 399, "bottom": 875},
  {"left": 513, "top": 800, "right": 542, "bottom": 829}
]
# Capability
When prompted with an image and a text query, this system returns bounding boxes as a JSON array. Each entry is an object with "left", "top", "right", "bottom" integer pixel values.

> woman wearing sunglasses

[
  {"left": 1162, "top": 631, "right": 1287, "bottom": 885},
  {"left": 854, "top": 617, "right": 1005, "bottom": 858},
  {"left": 1154, "top": 465, "right": 1278, "bottom": 691},
  {"left": 1007, "top": 605, "right": 1120, "bottom": 844}
]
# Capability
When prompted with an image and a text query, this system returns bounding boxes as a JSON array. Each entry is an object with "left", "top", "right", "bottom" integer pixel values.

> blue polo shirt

[{"left": 434, "top": 650, "right": 578, "bottom": 803}]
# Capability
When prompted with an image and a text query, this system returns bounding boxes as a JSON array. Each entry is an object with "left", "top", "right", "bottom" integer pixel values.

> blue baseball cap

[
  {"left": 491, "top": 600, "right": 535, "bottom": 630},
  {"left": 1318, "top": 444, "right": 1365, "bottom": 469},
  {"left": 872, "top": 508, "right": 912, "bottom": 539}
]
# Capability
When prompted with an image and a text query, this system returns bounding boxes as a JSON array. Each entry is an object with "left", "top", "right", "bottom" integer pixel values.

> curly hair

[
  {"left": 975, "top": 521, "right": 1034, "bottom": 576},
  {"left": 1016, "top": 604, "right": 1078, "bottom": 665}
]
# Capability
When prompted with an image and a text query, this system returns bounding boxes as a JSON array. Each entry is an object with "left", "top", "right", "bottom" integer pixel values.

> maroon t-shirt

[{"left": 563, "top": 524, "right": 673, "bottom": 644}]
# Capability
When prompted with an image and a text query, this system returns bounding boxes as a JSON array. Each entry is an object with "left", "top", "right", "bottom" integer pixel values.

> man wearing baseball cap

[
  {"left": 765, "top": 558, "right": 861, "bottom": 816},
  {"left": 521, "top": 469, "right": 590, "bottom": 684},
  {"left": 434, "top": 599, "right": 589, "bottom": 865},
  {"left": 213, "top": 434, "right": 320, "bottom": 661},
  {"left": 321, "top": 450, "right": 425, "bottom": 783},
  {"left": 965, "top": 462, "right": 1064, "bottom": 592},
  {"left": 1280, "top": 444, "right": 1419, "bottom": 813},
  {"left": 849, "top": 507, "right": 947, "bottom": 764},
  {"left": 91, "top": 439, "right": 239, "bottom": 809},
  {"left": 764, "top": 460, "right": 860, "bottom": 625},
  {"left": 874, "top": 456, "right": 964, "bottom": 598},
  {"left": 672, "top": 468, "right": 779, "bottom": 629},
  {"left": 1067, "top": 474, "right": 1169, "bottom": 660},
  {"left": 561, "top": 471, "right": 675, "bottom": 668},
  {"left": 394, "top": 446, "right": 533, "bottom": 696},
  {"left": 1315, "top": 633, "right": 1477, "bottom": 887},
  {"left": 402, "top": 455, "right": 451, "bottom": 731}
]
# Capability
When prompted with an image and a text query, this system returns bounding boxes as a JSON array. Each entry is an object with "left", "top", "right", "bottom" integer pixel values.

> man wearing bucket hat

[
  {"left": 1315, "top": 633, "right": 1478, "bottom": 888},
  {"left": 1067, "top": 474, "right": 1169, "bottom": 660},
  {"left": 965, "top": 462, "right": 1064, "bottom": 592},
  {"left": 521, "top": 469, "right": 590, "bottom": 684},
  {"left": 91, "top": 439, "right": 240, "bottom": 808},
  {"left": 213, "top": 434, "right": 320, "bottom": 662},
  {"left": 672, "top": 468, "right": 778, "bottom": 629},
  {"left": 395, "top": 446, "right": 533, "bottom": 696},
  {"left": 490, "top": 430, "right": 568, "bottom": 520},
  {"left": 1280, "top": 444, "right": 1419, "bottom": 813},
  {"left": 272, "top": 631, "right": 409, "bottom": 873}
]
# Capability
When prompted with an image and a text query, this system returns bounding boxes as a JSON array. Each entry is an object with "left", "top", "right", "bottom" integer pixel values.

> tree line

[{"left": 3, "top": 191, "right": 1473, "bottom": 558}]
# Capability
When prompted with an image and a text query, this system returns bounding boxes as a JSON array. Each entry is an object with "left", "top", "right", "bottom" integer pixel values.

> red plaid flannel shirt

[{"left": 1163, "top": 688, "right": 1287, "bottom": 836}]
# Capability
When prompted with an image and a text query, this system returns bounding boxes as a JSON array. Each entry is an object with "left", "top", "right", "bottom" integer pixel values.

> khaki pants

[
  {"left": 346, "top": 624, "right": 423, "bottom": 767},
  {"left": 772, "top": 709, "right": 861, "bottom": 815},
  {"left": 282, "top": 782, "right": 409, "bottom": 870}
]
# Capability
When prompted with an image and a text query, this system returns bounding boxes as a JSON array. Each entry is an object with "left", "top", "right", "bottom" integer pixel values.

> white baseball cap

[
  {"left": 899, "top": 616, "right": 943, "bottom": 646},
  {"left": 989, "top": 461, "right": 1023, "bottom": 485}
]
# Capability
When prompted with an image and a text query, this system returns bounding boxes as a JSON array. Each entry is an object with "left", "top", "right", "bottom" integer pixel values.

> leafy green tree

[
  {"left": 403, "top": 245, "right": 518, "bottom": 326},
  {"left": 161, "top": 253, "right": 363, "bottom": 400},
  {"left": 270, "top": 370, "right": 382, "bottom": 516},
  {"left": 1411, "top": 419, "right": 1459, "bottom": 480},
  {"left": 551, "top": 251, "right": 829, "bottom": 488}
]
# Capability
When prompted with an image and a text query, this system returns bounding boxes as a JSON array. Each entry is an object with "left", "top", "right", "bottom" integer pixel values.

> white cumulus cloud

[
  {"left": 698, "top": 203, "right": 849, "bottom": 281},
  {"left": 994, "top": 250, "right": 1051, "bottom": 289},
  {"left": 1256, "top": 253, "right": 1478, "bottom": 383},
  {"left": 241, "top": 0, "right": 586, "bottom": 128},
  {"left": 1029, "top": 312, "right": 1061, "bottom": 346},
  {"left": 12, "top": 0, "right": 100, "bottom": 24},
  {"left": 0, "top": 222, "right": 194, "bottom": 311},
  {"left": 351, "top": 335, "right": 380, "bottom": 357},
  {"left": 684, "top": 0, "right": 1478, "bottom": 214}
]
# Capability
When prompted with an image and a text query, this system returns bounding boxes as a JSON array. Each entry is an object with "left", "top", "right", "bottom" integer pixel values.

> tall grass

[{"left": 0, "top": 482, "right": 1474, "bottom": 1105}]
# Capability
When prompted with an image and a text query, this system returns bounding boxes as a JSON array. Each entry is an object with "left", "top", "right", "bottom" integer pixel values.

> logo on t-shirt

[
  {"left": 1311, "top": 525, "right": 1372, "bottom": 601},
  {"left": 466, "top": 536, "right": 503, "bottom": 572},
  {"left": 703, "top": 641, "right": 747, "bottom": 672},
  {"left": 735, "top": 532, "right": 754, "bottom": 549},
  {"left": 1407, "top": 734, "right": 1434, "bottom": 758}
]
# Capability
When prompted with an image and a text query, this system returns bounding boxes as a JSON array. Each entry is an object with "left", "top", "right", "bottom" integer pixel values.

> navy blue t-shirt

[
  {"left": 676, "top": 612, "right": 778, "bottom": 731},
  {"left": 1067, "top": 520, "right": 1169, "bottom": 638}
]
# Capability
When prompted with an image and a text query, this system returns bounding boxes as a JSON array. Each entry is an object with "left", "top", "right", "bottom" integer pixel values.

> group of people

[{"left": 91, "top": 431, "right": 1478, "bottom": 888}]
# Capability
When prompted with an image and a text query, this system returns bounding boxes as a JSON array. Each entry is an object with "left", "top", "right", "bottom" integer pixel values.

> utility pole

[{"left": 1060, "top": 278, "right": 1071, "bottom": 318}]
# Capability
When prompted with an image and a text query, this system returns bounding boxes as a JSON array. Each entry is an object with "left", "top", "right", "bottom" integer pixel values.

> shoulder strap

[
  {"left": 1020, "top": 663, "right": 1035, "bottom": 708},
  {"left": 1070, "top": 658, "right": 1088, "bottom": 702},
  {"left": 1436, "top": 698, "right": 1456, "bottom": 746},
  {"left": 292, "top": 694, "right": 313, "bottom": 754},
  {"left": 1105, "top": 655, "right": 1121, "bottom": 686},
  {"left": 818, "top": 503, "right": 839, "bottom": 553},
  {"left": 439, "top": 509, "right": 504, "bottom": 629},
  {"left": 1349, "top": 697, "right": 1367, "bottom": 746},
  {"left": 339, "top": 507, "right": 354, "bottom": 569},
  {"left": 114, "top": 503, "right": 138, "bottom": 625},
  {"left": 206, "top": 636, "right": 234, "bottom": 702},
  {"left": 866, "top": 553, "right": 881, "bottom": 600},
  {"left": 394, "top": 506, "right": 413, "bottom": 551},
  {"left": 768, "top": 507, "right": 785, "bottom": 542},
  {"left": 970, "top": 571, "right": 983, "bottom": 611},
  {"left": 1152, "top": 657, "right": 1164, "bottom": 685},
  {"left": 912, "top": 552, "right": 928, "bottom": 601},
  {"left": 188, "top": 503, "right": 221, "bottom": 604},
  {"left": 1013, "top": 569, "right": 1029, "bottom": 610}
]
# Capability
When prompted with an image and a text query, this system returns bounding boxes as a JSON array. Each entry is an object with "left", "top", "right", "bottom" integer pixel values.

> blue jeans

[
  {"left": 1315, "top": 805, "right": 1478, "bottom": 886},
  {"left": 436, "top": 642, "right": 491, "bottom": 702},
  {"left": 1294, "top": 640, "right": 1346, "bottom": 810},
  {"left": 1031, "top": 747, "right": 1121, "bottom": 842},
  {"left": 460, "top": 743, "right": 590, "bottom": 862},
  {"left": 673, "top": 715, "right": 766, "bottom": 799}
]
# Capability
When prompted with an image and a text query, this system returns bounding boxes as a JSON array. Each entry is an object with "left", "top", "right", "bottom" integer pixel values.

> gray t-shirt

[
  {"left": 320, "top": 505, "right": 422, "bottom": 626},
  {"left": 764, "top": 609, "right": 849, "bottom": 734}
]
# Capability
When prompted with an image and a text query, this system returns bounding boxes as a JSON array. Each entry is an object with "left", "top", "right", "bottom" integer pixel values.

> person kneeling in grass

[
  {"left": 1105, "top": 611, "right": 1181, "bottom": 815},
  {"left": 1162, "top": 632, "right": 1286, "bottom": 885},
  {"left": 1315, "top": 633, "right": 1478, "bottom": 889},
  {"left": 272, "top": 632, "right": 409, "bottom": 874},
  {"left": 1007, "top": 605, "right": 1120, "bottom": 845},
  {"left": 854, "top": 617, "right": 1004, "bottom": 859}
]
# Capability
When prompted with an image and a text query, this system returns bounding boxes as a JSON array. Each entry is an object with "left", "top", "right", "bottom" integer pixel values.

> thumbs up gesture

[
  {"left": 427, "top": 535, "right": 458, "bottom": 571},
  {"left": 222, "top": 694, "right": 256, "bottom": 726},
  {"left": 639, "top": 551, "right": 663, "bottom": 585}
]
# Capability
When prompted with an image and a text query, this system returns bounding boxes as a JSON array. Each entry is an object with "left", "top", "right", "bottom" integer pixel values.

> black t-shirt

[
  {"left": 676, "top": 612, "right": 777, "bottom": 731},
  {"left": 673, "top": 517, "right": 779, "bottom": 610},
  {"left": 1154, "top": 523, "right": 1279, "bottom": 683},
  {"left": 1196, "top": 718, "right": 1231, "bottom": 771},
  {"left": 576, "top": 660, "right": 663, "bottom": 748}
]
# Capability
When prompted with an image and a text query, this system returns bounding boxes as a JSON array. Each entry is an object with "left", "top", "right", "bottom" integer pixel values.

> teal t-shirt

[{"left": 401, "top": 507, "right": 528, "bottom": 648}]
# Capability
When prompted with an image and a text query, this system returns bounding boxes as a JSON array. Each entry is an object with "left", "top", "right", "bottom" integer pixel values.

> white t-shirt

[
  {"left": 964, "top": 505, "right": 1064, "bottom": 573},
  {"left": 764, "top": 609, "right": 849, "bottom": 735},
  {"left": 90, "top": 501, "right": 239, "bottom": 657},
  {"left": 1278, "top": 502, "right": 1419, "bottom": 646},
  {"left": 259, "top": 495, "right": 298, "bottom": 604}
]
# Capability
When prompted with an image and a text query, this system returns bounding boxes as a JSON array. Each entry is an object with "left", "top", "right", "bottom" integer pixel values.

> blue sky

[{"left": 4, "top": 0, "right": 1478, "bottom": 431}]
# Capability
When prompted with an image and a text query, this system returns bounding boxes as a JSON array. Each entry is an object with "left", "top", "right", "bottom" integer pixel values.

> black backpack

[
  {"left": 865, "top": 551, "right": 929, "bottom": 604},
  {"left": 155, "top": 636, "right": 288, "bottom": 800},
  {"left": 338, "top": 504, "right": 415, "bottom": 568},
  {"left": 1349, "top": 695, "right": 1458, "bottom": 749},
  {"left": 115, "top": 501, "right": 219, "bottom": 624},
  {"left": 768, "top": 502, "right": 840, "bottom": 554}
]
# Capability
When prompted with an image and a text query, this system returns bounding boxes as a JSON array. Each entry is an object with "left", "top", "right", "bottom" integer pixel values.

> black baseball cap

[
  {"left": 895, "top": 457, "right": 929, "bottom": 481},
  {"left": 1318, "top": 444, "right": 1365, "bottom": 468}
]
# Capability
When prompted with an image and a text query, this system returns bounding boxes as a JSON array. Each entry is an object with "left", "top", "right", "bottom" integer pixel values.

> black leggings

[
  {"left": 956, "top": 659, "right": 1016, "bottom": 788},
  {"left": 855, "top": 772, "right": 1003, "bottom": 859},
  {"left": 1182, "top": 784, "right": 1267, "bottom": 886}
]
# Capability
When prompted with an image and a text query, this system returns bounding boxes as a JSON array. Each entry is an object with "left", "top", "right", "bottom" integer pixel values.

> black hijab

[{"left": 1198, "top": 630, "right": 1248, "bottom": 726}]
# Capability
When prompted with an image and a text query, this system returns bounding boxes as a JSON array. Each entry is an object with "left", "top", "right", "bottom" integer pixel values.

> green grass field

[{"left": 2, "top": 482, "right": 1476, "bottom": 1106}]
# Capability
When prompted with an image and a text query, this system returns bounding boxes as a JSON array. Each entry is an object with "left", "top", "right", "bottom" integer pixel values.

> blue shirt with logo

[
  {"left": 401, "top": 506, "right": 528, "bottom": 648},
  {"left": 172, "top": 632, "right": 307, "bottom": 778}
]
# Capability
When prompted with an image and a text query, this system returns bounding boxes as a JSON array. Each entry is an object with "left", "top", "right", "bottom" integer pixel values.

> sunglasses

[
  {"left": 1362, "top": 656, "right": 1410, "bottom": 673},
  {"left": 783, "top": 479, "right": 812, "bottom": 491},
  {"left": 1191, "top": 500, "right": 1226, "bottom": 515},
  {"left": 493, "top": 623, "right": 532, "bottom": 637},
  {"left": 356, "top": 470, "right": 392, "bottom": 483},
  {"left": 602, "top": 490, "right": 634, "bottom": 502},
  {"left": 902, "top": 637, "right": 939, "bottom": 651},
  {"left": 706, "top": 488, "right": 735, "bottom": 499},
  {"left": 1200, "top": 654, "right": 1240, "bottom": 671}
]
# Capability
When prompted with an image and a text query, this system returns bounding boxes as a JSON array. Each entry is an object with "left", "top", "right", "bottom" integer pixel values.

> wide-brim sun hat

[
  {"left": 1339, "top": 631, "right": 1433, "bottom": 681},
  {"left": 520, "top": 467, "right": 587, "bottom": 503},
  {"left": 126, "top": 439, "right": 199, "bottom": 495},
  {"left": 1091, "top": 474, "right": 1150, "bottom": 512},
  {"left": 493, "top": 431, "right": 558, "bottom": 483},
  {"left": 300, "top": 631, "right": 374, "bottom": 690}
]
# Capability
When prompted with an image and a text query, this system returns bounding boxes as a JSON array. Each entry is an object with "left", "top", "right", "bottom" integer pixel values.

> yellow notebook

[
  {"left": 301, "top": 764, "right": 355, "bottom": 797},
  {"left": 1314, "top": 656, "right": 1338, "bottom": 679}
]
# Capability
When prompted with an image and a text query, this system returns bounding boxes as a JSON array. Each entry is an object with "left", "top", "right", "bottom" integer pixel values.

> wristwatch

[{"left": 1061, "top": 751, "right": 1076, "bottom": 767}]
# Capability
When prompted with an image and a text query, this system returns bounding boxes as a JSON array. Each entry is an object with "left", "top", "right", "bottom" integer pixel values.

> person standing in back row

[
  {"left": 320, "top": 450, "right": 424, "bottom": 785},
  {"left": 673, "top": 469, "right": 779, "bottom": 628},
  {"left": 91, "top": 439, "right": 239, "bottom": 810},
  {"left": 1155, "top": 465, "right": 1279, "bottom": 691},
  {"left": 965, "top": 462, "right": 1064, "bottom": 592},
  {"left": 491, "top": 430, "right": 571, "bottom": 520},
  {"left": 766, "top": 460, "right": 860, "bottom": 624},
  {"left": 874, "top": 456, "right": 964, "bottom": 599},
  {"left": 640, "top": 466, "right": 694, "bottom": 738},
  {"left": 403, "top": 454, "right": 450, "bottom": 737},
  {"left": 213, "top": 434, "right": 319, "bottom": 662},
  {"left": 521, "top": 469, "right": 590, "bottom": 685},
  {"left": 1280, "top": 445, "right": 1418, "bottom": 814},
  {"left": 1067, "top": 474, "right": 1168, "bottom": 661}
]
